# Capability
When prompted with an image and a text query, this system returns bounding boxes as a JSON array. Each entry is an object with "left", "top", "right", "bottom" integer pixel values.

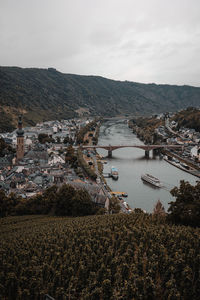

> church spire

[
  {"left": 16, "top": 115, "right": 24, "bottom": 161},
  {"left": 17, "top": 115, "right": 24, "bottom": 137}
]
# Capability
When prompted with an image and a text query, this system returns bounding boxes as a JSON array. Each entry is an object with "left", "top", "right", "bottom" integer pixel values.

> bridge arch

[{"left": 81, "top": 144, "right": 183, "bottom": 158}]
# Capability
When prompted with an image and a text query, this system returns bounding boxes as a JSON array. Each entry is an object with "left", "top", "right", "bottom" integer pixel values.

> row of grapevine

[{"left": 0, "top": 213, "right": 200, "bottom": 299}]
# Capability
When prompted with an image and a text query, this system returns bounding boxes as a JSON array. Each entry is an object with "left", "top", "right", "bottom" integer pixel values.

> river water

[{"left": 97, "top": 120, "right": 197, "bottom": 213}]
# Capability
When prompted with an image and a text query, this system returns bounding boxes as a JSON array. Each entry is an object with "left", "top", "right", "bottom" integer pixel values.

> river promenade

[{"left": 163, "top": 150, "right": 200, "bottom": 178}]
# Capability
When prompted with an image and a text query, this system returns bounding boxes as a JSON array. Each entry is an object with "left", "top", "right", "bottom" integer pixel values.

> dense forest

[
  {"left": 0, "top": 213, "right": 200, "bottom": 299},
  {"left": 172, "top": 107, "right": 200, "bottom": 131},
  {"left": 1, "top": 66, "right": 200, "bottom": 132}
]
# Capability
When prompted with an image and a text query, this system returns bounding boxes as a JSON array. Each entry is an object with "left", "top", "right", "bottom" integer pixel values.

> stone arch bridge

[{"left": 80, "top": 144, "right": 184, "bottom": 158}]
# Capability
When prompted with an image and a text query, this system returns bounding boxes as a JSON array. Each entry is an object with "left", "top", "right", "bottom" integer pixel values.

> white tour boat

[{"left": 141, "top": 173, "right": 162, "bottom": 188}]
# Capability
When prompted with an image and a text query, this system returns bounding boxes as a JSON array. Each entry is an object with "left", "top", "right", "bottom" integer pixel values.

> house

[
  {"left": 26, "top": 148, "right": 48, "bottom": 164},
  {"left": 0, "top": 155, "right": 13, "bottom": 167},
  {"left": 191, "top": 146, "right": 200, "bottom": 162},
  {"left": 70, "top": 181, "right": 108, "bottom": 208},
  {"left": 48, "top": 154, "right": 65, "bottom": 166}
]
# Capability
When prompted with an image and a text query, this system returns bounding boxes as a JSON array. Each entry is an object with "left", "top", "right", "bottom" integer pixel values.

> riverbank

[
  {"left": 98, "top": 155, "right": 132, "bottom": 213},
  {"left": 163, "top": 157, "right": 200, "bottom": 178},
  {"left": 81, "top": 121, "right": 127, "bottom": 213},
  {"left": 162, "top": 150, "right": 200, "bottom": 178}
]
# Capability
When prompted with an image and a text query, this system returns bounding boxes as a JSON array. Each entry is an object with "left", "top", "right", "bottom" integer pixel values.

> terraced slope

[{"left": 1, "top": 214, "right": 199, "bottom": 299}]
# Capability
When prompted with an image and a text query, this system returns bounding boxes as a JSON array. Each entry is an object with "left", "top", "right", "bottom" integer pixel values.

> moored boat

[
  {"left": 122, "top": 192, "right": 128, "bottom": 197},
  {"left": 111, "top": 166, "right": 119, "bottom": 179},
  {"left": 141, "top": 173, "right": 161, "bottom": 188}
]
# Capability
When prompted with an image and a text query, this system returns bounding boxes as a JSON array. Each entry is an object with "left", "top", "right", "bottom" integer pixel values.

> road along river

[{"left": 97, "top": 120, "right": 197, "bottom": 213}]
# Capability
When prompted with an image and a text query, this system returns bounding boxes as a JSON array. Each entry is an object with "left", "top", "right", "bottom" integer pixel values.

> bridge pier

[
  {"left": 108, "top": 149, "right": 112, "bottom": 158},
  {"left": 153, "top": 148, "right": 160, "bottom": 157},
  {"left": 153, "top": 133, "right": 158, "bottom": 144},
  {"left": 80, "top": 144, "right": 182, "bottom": 158}
]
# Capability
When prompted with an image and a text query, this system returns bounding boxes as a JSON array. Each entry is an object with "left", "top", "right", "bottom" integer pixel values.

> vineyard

[{"left": 1, "top": 213, "right": 200, "bottom": 299}]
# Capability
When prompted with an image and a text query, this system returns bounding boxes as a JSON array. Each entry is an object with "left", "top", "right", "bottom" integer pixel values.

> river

[{"left": 97, "top": 120, "right": 197, "bottom": 213}]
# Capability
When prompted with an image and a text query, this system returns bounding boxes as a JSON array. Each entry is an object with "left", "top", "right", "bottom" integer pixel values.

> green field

[{"left": 1, "top": 214, "right": 200, "bottom": 299}]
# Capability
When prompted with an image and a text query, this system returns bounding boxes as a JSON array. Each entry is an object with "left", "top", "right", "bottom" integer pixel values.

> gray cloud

[{"left": 0, "top": 0, "right": 200, "bottom": 86}]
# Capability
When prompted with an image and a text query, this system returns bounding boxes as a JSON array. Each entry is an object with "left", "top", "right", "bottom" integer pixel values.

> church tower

[{"left": 16, "top": 115, "right": 24, "bottom": 161}]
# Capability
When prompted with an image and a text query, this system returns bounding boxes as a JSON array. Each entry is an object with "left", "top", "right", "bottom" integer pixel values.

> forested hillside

[
  {"left": 1, "top": 213, "right": 200, "bottom": 299},
  {"left": 0, "top": 66, "right": 200, "bottom": 132},
  {"left": 172, "top": 107, "right": 200, "bottom": 131}
]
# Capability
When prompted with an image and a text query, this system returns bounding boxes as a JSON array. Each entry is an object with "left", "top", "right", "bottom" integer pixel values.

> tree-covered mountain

[{"left": 0, "top": 66, "right": 200, "bottom": 131}]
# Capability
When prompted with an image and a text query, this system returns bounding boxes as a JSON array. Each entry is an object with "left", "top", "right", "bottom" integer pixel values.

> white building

[{"left": 191, "top": 146, "right": 200, "bottom": 161}]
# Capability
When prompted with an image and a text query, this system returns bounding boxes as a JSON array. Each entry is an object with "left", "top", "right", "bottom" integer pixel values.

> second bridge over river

[{"left": 80, "top": 144, "right": 184, "bottom": 158}]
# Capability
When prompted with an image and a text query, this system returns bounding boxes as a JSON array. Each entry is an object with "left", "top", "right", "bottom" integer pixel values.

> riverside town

[{"left": 0, "top": 110, "right": 200, "bottom": 216}]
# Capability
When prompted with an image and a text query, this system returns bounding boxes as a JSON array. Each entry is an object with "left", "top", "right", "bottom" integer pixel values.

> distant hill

[{"left": 0, "top": 66, "right": 200, "bottom": 132}]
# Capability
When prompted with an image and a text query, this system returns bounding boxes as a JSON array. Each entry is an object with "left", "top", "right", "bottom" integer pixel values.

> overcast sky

[{"left": 0, "top": 0, "right": 200, "bottom": 86}]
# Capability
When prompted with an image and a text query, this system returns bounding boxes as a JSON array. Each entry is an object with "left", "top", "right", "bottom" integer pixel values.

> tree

[
  {"left": 65, "top": 145, "right": 77, "bottom": 166},
  {"left": 7, "top": 193, "right": 20, "bottom": 215},
  {"left": 56, "top": 136, "right": 61, "bottom": 143},
  {"left": 0, "top": 138, "right": 7, "bottom": 157},
  {"left": 102, "top": 279, "right": 112, "bottom": 300},
  {"left": 71, "top": 189, "right": 95, "bottom": 216},
  {"left": 38, "top": 133, "right": 54, "bottom": 144},
  {"left": 0, "top": 138, "right": 14, "bottom": 157},
  {"left": 38, "top": 133, "right": 49, "bottom": 143},
  {"left": 92, "top": 136, "right": 98, "bottom": 145},
  {"left": 134, "top": 208, "right": 145, "bottom": 214},
  {"left": 63, "top": 136, "right": 73, "bottom": 145},
  {"left": 153, "top": 199, "right": 166, "bottom": 216},
  {"left": 168, "top": 180, "right": 200, "bottom": 226},
  {"left": 0, "top": 189, "right": 8, "bottom": 217},
  {"left": 54, "top": 184, "right": 95, "bottom": 216},
  {"left": 109, "top": 196, "right": 120, "bottom": 214},
  {"left": 54, "top": 184, "right": 76, "bottom": 216}
]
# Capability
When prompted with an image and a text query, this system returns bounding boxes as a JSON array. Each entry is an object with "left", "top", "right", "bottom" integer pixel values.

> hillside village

[
  {"left": 157, "top": 114, "right": 200, "bottom": 168},
  {"left": 0, "top": 117, "right": 111, "bottom": 211}
]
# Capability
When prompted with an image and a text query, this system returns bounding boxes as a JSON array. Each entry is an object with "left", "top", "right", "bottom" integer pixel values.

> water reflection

[{"left": 141, "top": 180, "right": 161, "bottom": 190}]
